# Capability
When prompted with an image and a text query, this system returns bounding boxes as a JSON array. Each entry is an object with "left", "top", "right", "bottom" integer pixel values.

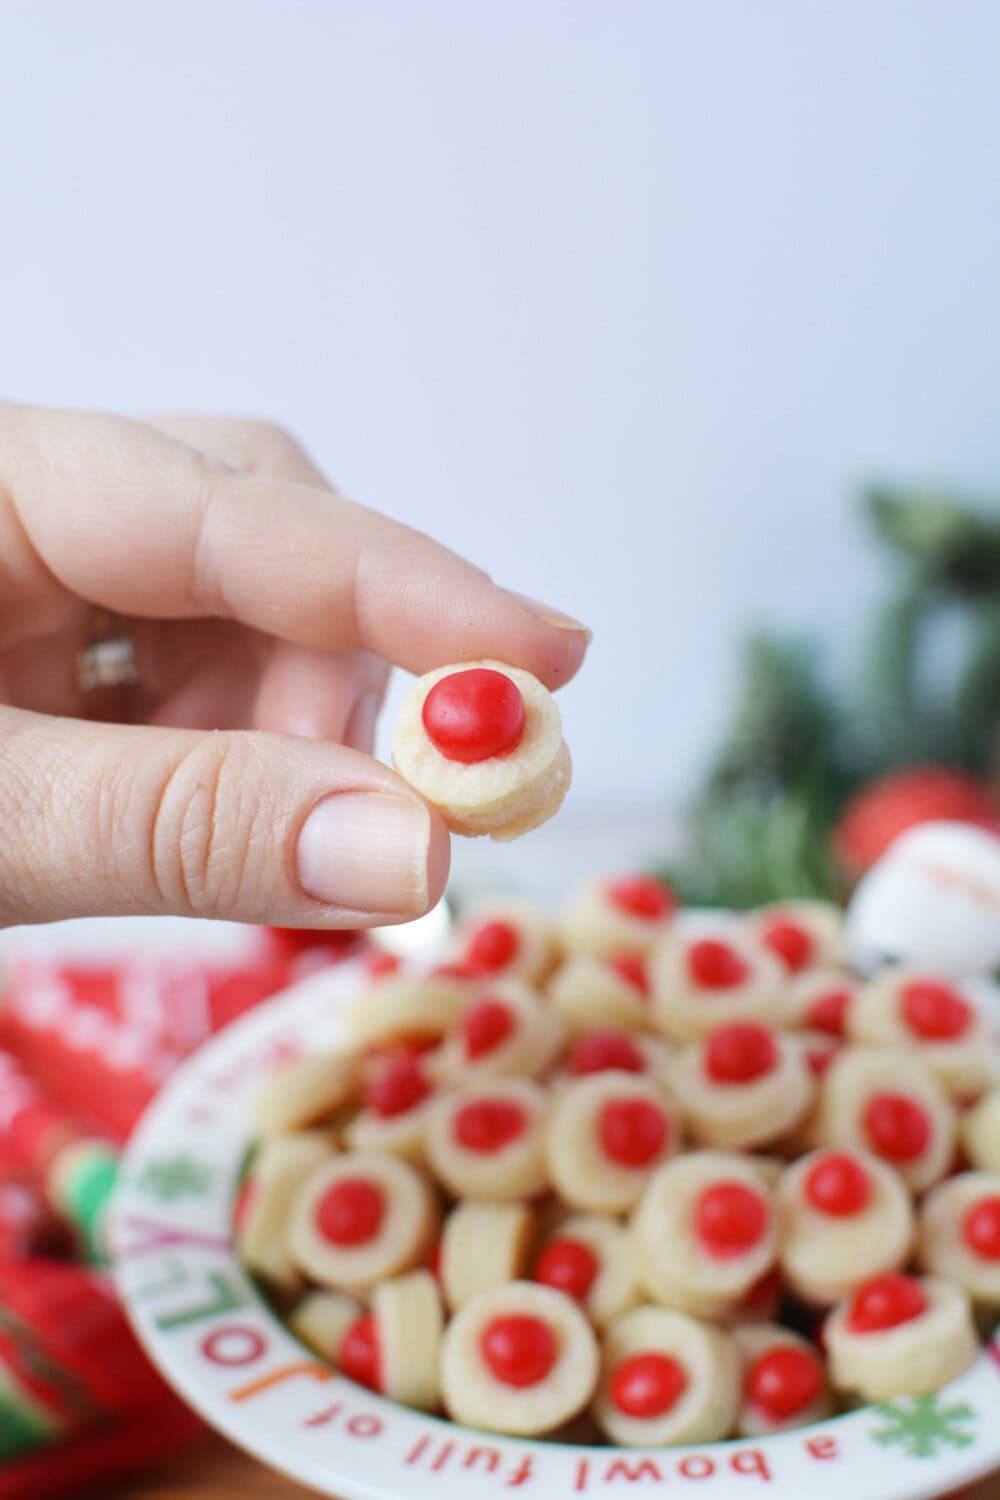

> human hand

[{"left": 0, "top": 405, "right": 589, "bottom": 928}]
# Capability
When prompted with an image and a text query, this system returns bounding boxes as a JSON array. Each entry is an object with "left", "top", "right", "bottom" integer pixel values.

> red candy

[
  {"left": 569, "top": 1030, "right": 645, "bottom": 1077},
  {"left": 704, "top": 1022, "right": 778, "bottom": 1084},
  {"left": 962, "top": 1197, "right": 1000, "bottom": 1260},
  {"left": 340, "top": 1313, "right": 382, "bottom": 1390},
  {"left": 610, "top": 1352, "right": 688, "bottom": 1419},
  {"left": 847, "top": 1273, "right": 927, "bottom": 1334},
  {"left": 466, "top": 921, "right": 520, "bottom": 972},
  {"left": 806, "top": 1040, "right": 839, "bottom": 1077},
  {"left": 746, "top": 1345, "right": 823, "bottom": 1421},
  {"left": 315, "top": 1178, "right": 385, "bottom": 1247},
  {"left": 695, "top": 1181, "right": 769, "bottom": 1258},
  {"left": 533, "top": 1238, "right": 600, "bottom": 1301},
  {"left": 367, "top": 1054, "right": 431, "bottom": 1119},
  {"left": 480, "top": 1314, "right": 557, "bottom": 1388},
  {"left": 422, "top": 669, "right": 525, "bottom": 764},
  {"left": 807, "top": 989, "right": 851, "bottom": 1037},
  {"left": 804, "top": 1153, "right": 871, "bottom": 1217},
  {"left": 609, "top": 953, "right": 650, "bottom": 996},
  {"left": 606, "top": 876, "right": 675, "bottom": 922},
  {"left": 863, "top": 1092, "right": 931, "bottom": 1163},
  {"left": 462, "top": 999, "right": 516, "bottom": 1060},
  {"left": 454, "top": 1097, "right": 527, "bottom": 1153},
  {"left": 901, "top": 980, "right": 973, "bottom": 1041},
  {"left": 760, "top": 919, "right": 814, "bottom": 974},
  {"left": 598, "top": 1098, "right": 668, "bottom": 1168},
  {"left": 687, "top": 939, "right": 750, "bottom": 990}
]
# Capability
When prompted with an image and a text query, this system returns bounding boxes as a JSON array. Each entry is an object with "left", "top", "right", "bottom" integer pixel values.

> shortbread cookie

[
  {"left": 237, "top": 1132, "right": 334, "bottom": 1288},
  {"left": 962, "top": 1089, "right": 1000, "bottom": 1172},
  {"left": 650, "top": 927, "right": 787, "bottom": 1043},
  {"left": 545, "top": 1073, "right": 678, "bottom": 1213},
  {"left": 435, "top": 980, "right": 565, "bottom": 1082},
  {"left": 440, "top": 1201, "right": 537, "bottom": 1312},
  {"left": 813, "top": 1047, "right": 955, "bottom": 1193},
  {"left": 288, "top": 1150, "right": 439, "bottom": 1293},
  {"left": 749, "top": 901, "right": 843, "bottom": 975},
  {"left": 289, "top": 1289, "right": 363, "bottom": 1359},
  {"left": 253, "top": 1052, "right": 358, "bottom": 1137},
  {"left": 593, "top": 1306, "right": 740, "bottom": 1447},
  {"left": 777, "top": 1148, "right": 914, "bottom": 1304},
  {"left": 440, "top": 1282, "right": 599, "bottom": 1435},
  {"left": 547, "top": 952, "right": 652, "bottom": 1034},
  {"left": 920, "top": 1172, "right": 1000, "bottom": 1306},
  {"left": 533, "top": 1213, "right": 640, "bottom": 1328},
  {"left": 392, "top": 661, "right": 571, "bottom": 840},
  {"left": 426, "top": 1079, "right": 548, "bottom": 1200},
  {"left": 451, "top": 900, "right": 556, "bottom": 984},
  {"left": 732, "top": 1323, "right": 833, "bottom": 1436},
  {"left": 344, "top": 1053, "right": 434, "bottom": 1165},
  {"left": 341, "top": 973, "right": 468, "bottom": 1053},
  {"left": 632, "top": 1152, "right": 779, "bottom": 1319},
  {"left": 824, "top": 1273, "right": 977, "bottom": 1400},
  {"left": 849, "top": 971, "right": 998, "bottom": 1099},
  {"left": 371, "top": 1270, "right": 444, "bottom": 1409},
  {"left": 667, "top": 1022, "right": 814, "bottom": 1149},
  {"left": 559, "top": 875, "right": 676, "bottom": 959},
  {"left": 784, "top": 970, "right": 857, "bottom": 1038}
]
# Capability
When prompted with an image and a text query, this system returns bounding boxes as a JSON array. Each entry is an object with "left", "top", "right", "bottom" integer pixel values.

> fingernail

[
  {"left": 344, "top": 692, "right": 379, "bottom": 754},
  {"left": 297, "top": 792, "right": 431, "bottom": 915},
  {"left": 504, "top": 590, "right": 592, "bottom": 640}
]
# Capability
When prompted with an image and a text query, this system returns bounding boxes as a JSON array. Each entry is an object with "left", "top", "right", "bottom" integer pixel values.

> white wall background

[{"left": 3, "top": 0, "right": 1000, "bottom": 816}]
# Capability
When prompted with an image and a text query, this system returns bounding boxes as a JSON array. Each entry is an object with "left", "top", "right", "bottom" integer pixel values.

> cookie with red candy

[
  {"left": 238, "top": 1132, "right": 333, "bottom": 1289},
  {"left": 748, "top": 901, "right": 843, "bottom": 975},
  {"left": 650, "top": 924, "right": 787, "bottom": 1043},
  {"left": 547, "top": 952, "right": 653, "bottom": 1034},
  {"left": 557, "top": 1027, "right": 673, "bottom": 1095},
  {"left": 289, "top": 1289, "right": 363, "bottom": 1360},
  {"left": 593, "top": 1305, "right": 740, "bottom": 1446},
  {"left": 920, "top": 1171, "right": 1000, "bottom": 1306},
  {"left": 392, "top": 661, "right": 571, "bottom": 841},
  {"left": 440, "top": 1201, "right": 537, "bottom": 1312},
  {"left": 532, "top": 1212, "right": 641, "bottom": 1328},
  {"left": 777, "top": 1147, "right": 914, "bottom": 1305},
  {"left": 667, "top": 1021, "right": 814, "bottom": 1149},
  {"left": 631, "top": 1152, "right": 779, "bottom": 1319},
  {"left": 426, "top": 1078, "right": 549, "bottom": 1200},
  {"left": 252, "top": 1051, "right": 359, "bottom": 1137},
  {"left": 849, "top": 970, "right": 999, "bottom": 1099},
  {"left": 824, "top": 1273, "right": 977, "bottom": 1400},
  {"left": 784, "top": 970, "right": 857, "bottom": 1039},
  {"left": 732, "top": 1323, "right": 833, "bottom": 1436},
  {"left": 559, "top": 875, "right": 676, "bottom": 959},
  {"left": 450, "top": 900, "right": 556, "bottom": 985},
  {"left": 440, "top": 1282, "right": 599, "bottom": 1435},
  {"left": 434, "top": 979, "right": 565, "bottom": 1083},
  {"left": 813, "top": 1047, "right": 956, "bottom": 1193},
  {"left": 294, "top": 1272, "right": 443, "bottom": 1410},
  {"left": 545, "top": 1073, "right": 678, "bottom": 1213},
  {"left": 341, "top": 972, "right": 469, "bottom": 1054},
  {"left": 344, "top": 1052, "right": 436, "bottom": 1164}
]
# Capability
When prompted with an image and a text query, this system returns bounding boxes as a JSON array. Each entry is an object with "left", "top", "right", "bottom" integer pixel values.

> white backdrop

[{"left": 3, "top": 1, "right": 1000, "bottom": 817}]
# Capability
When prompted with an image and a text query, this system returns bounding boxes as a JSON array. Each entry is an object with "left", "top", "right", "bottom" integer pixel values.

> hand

[{"left": 0, "top": 405, "right": 590, "bottom": 929}]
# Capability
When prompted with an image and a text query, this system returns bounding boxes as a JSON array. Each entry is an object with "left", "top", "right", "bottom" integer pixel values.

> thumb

[{"left": 0, "top": 708, "right": 450, "bottom": 927}]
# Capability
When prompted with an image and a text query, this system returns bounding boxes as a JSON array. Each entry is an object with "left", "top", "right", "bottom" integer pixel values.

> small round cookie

[
  {"left": 632, "top": 1152, "right": 779, "bottom": 1320},
  {"left": 371, "top": 1270, "right": 444, "bottom": 1410},
  {"left": 731, "top": 1323, "right": 833, "bottom": 1436},
  {"left": 563, "top": 1029, "right": 674, "bottom": 1095},
  {"left": 545, "top": 1073, "right": 678, "bottom": 1213},
  {"left": 749, "top": 901, "right": 843, "bottom": 975},
  {"left": 426, "top": 1079, "right": 548, "bottom": 1200},
  {"left": 392, "top": 661, "right": 571, "bottom": 841},
  {"left": 451, "top": 899, "right": 556, "bottom": 984},
  {"left": 533, "top": 1213, "right": 641, "bottom": 1328},
  {"left": 558, "top": 875, "right": 676, "bottom": 959},
  {"left": 440, "top": 1282, "right": 599, "bottom": 1435},
  {"left": 547, "top": 952, "right": 652, "bottom": 1034},
  {"left": 288, "top": 1151, "right": 439, "bottom": 1294},
  {"left": 238, "top": 1132, "right": 334, "bottom": 1289},
  {"left": 777, "top": 1148, "right": 914, "bottom": 1305},
  {"left": 344, "top": 1053, "right": 435, "bottom": 1165},
  {"left": 667, "top": 1022, "right": 814, "bottom": 1149},
  {"left": 289, "top": 1289, "right": 363, "bottom": 1359},
  {"left": 920, "top": 1171, "right": 1000, "bottom": 1306},
  {"left": 784, "top": 970, "right": 857, "bottom": 1038},
  {"left": 813, "top": 1047, "right": 956, "bottom": 1193},
  {"left": 824, "top": 1273, "right": 977, "bottom": 1400},
  {"left": 341, "top": 973, "right": 468, "bottom": 1053},
  {"left": 849, "top": 971, "right": 999, "bottom": 1100},
  {"left": 435, "top": 980, "right": 565, "bottom": 1082},
  {"left": 593, "top": 1305, "right": 740, "bottom": 1447},
  {"left": 962, "top": 1089, "right": 1000, "bottom": 1172},
  {"left": 650, "top": 926, "right": 787, "bottom": 1043},
  {"left": 440, "top": 1201, "right": 537, "bottom": 1312},
  {"left": 252, "top": 1052, "right": 358, "bottom": 1136}
]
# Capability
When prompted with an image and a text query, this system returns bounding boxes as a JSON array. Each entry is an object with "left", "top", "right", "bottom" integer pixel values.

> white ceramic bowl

[{"left": 113, "top": 961, "right": 1000, "bottom": 1500}]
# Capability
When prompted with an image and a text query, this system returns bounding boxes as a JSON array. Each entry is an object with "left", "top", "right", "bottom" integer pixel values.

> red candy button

[
  {"left": 806, "top": 1040, "right": 839, "bottom": 1077},
  {"left": 340, "top": 1313, "right": 382, "bottom": 1391},
  {"left": 704, "top": 1022, "right": 779, "bottom": 1084},
  {"left": 533, "top": 1238, "right": 600, "bottom": 1301},
  {"left": 463, "top": 998, "right": 516, "bottom": 1060},
  {"left": 609, "top": 953, "right": 650, "bottom": 995},
  {"left": 480, "top": 1314, "right": 557, "bottom": 1388},
  {"left": 848, "top": 1274, "right": 927, "bottom": 1334},
  {"left": 962, "top": 1197, "right": 1000, "bottom": 1260},
  {"left": 687, "top": 939, "right": 750, "bottom": 990},
  {"left": 467, "top": 920, "right": 520, "bottom": 972},
  {"left": 747, "top": 1345, "right": 823, "bottom": 1421},
  {"left": 606, "top": 875, "right": 675, "bottom": 922},
  {"left": 610, "top": 1352, "right": 688, "bottom": 1419},
  {"left": 569, "top": 1030, "right": 645, "bottom": 1076},
  {"left": 422, "top": 668, "right": 525, "bottom": 764},
  {"left": 316, "top": 1178, "right": 385, "bottom": 1247},
  {"left": 367, "top": 1054, "right": 431, "bottom": 1119},
  {"left": 695, "top": 1181, "right": 769, "bottom": 1258},
  {"left": 901, "top": 980, "right": 973, "bottom": 1041},
  {"left": 454, "top": 1097, "right": 527, "bottom": 1153},
  {"left": 863, "top": 1093, "right": 931, "bottom": 1162},
  {"left": 598, "top": 1098, "right": 668, "bottom": 1168},
  {"left": 804, "top": 1153, "right": 871, "bottom": 1217},
  {"left": 760, "top": 919, "right": 814, "bottom": 974},
  {"left": 806, "top": 989, "right": 851, "bottom": 1037}
]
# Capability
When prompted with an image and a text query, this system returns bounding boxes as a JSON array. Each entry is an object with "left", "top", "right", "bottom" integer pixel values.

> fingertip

[{"left": 423, "top": 805, "right": 452, "bottom": 911}]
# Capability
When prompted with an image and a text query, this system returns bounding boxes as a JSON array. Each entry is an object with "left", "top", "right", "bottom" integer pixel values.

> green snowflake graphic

[
  {"left": 869, "top": 1393, "right": 976, "bottom": 1459},
  {"left": 136, "top": 1154, "right": 213, "bottom": 1202}
]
